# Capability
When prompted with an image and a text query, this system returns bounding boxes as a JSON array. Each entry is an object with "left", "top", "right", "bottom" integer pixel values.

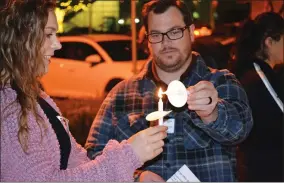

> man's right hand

[{"left": 128, "top": 126, "right": 167, "bottom": 164}]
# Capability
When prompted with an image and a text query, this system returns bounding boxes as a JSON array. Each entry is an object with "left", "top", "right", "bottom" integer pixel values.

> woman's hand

[{"left": 128, "top": 126, "right": 167, "bottom": 163}]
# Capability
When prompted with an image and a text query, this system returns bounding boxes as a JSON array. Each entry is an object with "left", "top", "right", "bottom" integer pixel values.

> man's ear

[
  {"left": 147, "top": 41, "right": 153, "bottom": 55},
  {"left": 189, "top": 24, "right": 195, "bottom": 42}
]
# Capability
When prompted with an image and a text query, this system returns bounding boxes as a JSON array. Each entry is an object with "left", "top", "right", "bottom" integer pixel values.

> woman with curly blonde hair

[{"left": 0, "top": 0, "right": 167, "bottom": 181}]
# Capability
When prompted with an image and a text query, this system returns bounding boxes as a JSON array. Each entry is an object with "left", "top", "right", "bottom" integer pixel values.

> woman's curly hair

[{"left": 0, "top": 0, "right": 56, "bottom": 153}]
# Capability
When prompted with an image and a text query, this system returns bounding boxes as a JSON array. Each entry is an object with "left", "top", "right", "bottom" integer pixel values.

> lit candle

[{"left": 158, "top": 88, "right": 163, "bottom": 125}]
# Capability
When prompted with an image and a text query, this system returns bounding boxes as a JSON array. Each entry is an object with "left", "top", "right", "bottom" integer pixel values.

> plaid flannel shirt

[{"left": 85, "top": 53, "right": 253, "bottom": 182}]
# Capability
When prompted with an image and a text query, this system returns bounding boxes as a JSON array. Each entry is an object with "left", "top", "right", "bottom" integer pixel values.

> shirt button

[{"left": 165, "top": 163, "right": 171, "bottom": 168}]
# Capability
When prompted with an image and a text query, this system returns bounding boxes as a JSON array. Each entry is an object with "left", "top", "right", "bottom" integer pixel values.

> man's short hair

[{"left": 142, "top": 0, "right": 193, "bottom": 32}]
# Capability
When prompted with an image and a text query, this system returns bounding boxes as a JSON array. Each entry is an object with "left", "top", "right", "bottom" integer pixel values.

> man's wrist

[{"left": 201, "top": 106, "right": 218, "bottom": 124}]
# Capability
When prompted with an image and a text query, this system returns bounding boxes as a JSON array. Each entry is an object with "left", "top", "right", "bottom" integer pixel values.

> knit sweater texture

[{"left": 0, "top": 86, "right": 142, "bottom": 181}]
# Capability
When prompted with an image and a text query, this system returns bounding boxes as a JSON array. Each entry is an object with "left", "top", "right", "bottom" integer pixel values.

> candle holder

[
  {"left": 162, "top": 80, "right": 188, "bottom": 108},
  {"left": 146, "top": 80, "right": 188, "bottom": 122},
  {"left": 146, "top": 110, "right": 172, "bottom": 122}
]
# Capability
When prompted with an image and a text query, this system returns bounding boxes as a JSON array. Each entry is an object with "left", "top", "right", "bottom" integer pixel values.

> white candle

[{"left": 158, "top": 88, "right": 163, "bottom": 125}]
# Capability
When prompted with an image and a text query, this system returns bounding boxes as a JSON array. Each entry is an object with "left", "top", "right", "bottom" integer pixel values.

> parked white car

[{"left": 41, "top": 34, "right": 149, "bottom": 99}]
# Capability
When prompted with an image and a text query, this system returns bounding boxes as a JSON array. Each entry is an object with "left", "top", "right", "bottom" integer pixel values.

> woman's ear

[{"left": 264, "top": 36, "right": 273, "bottom": 49}]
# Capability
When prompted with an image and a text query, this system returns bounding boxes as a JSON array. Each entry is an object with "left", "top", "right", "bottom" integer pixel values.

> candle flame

[{"left": 158, "top": 88, "right": 163, "bottom": 98}]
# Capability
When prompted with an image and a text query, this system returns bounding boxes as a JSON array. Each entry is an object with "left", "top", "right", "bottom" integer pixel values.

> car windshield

[{"left": 97, "top": 40, "right": 149, "bottom": 61}]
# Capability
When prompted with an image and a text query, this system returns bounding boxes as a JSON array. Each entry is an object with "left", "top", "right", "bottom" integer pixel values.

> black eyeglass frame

[{"left": 145, "top": 25, "right": 190, "bottom": 44}]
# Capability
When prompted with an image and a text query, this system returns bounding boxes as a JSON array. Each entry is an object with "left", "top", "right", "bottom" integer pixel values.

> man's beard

[{"left": 154, "top": 47, "right": 191, "bottom": 73}]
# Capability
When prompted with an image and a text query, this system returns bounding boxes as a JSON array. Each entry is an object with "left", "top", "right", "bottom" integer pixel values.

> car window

[
  {"left": 97, "top": 40, "right": 149, "bottom": 61},
  {"left": 54, "top": 42, "right": 101, "bottom": 61}
]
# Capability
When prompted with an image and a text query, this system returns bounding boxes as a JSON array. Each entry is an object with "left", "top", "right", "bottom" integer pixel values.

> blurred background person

[{"left": 233, "top": 11, "right": 283, "bottom": 181}]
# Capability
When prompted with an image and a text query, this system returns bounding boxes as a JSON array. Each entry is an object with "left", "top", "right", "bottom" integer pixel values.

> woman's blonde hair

[{"left": 0, "top": 0, "right": 56, "bottom": 152}]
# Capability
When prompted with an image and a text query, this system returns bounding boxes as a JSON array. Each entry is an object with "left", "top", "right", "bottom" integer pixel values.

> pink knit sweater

[{"left": 0, "top": 87, "right": 142, "bottom": 182}]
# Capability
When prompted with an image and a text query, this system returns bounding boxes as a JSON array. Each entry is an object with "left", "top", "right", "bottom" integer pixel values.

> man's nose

[{"left": 161, "top": 34, "right": 172, "bottom": 44}]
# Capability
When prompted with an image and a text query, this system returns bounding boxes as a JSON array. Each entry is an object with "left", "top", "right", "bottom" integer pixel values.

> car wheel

[{"left": 104, "top": 78, "right": 123, "bottom": 93}]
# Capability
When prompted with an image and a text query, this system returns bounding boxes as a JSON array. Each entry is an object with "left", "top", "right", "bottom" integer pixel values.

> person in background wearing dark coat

[{"left": 233, "top": 12, "right": 283, "bottom": 181}]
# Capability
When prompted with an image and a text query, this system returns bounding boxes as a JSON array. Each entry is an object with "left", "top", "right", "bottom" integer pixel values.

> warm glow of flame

[
  {"left": 194, "top": 27, "right": 212, "bottom": 37},
  {"left": 194, "top": 30, "right": 200, "bottom": 36},
  {"left": 158, "top": 88, "right": 163, "bottom": 98}
]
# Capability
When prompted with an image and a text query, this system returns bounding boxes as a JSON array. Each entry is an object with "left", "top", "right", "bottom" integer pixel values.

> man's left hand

[{"left": 187, "top": 81, "right": 218, "bottom": 123}]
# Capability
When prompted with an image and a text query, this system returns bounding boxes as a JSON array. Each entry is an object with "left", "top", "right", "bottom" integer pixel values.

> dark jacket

[{"left": 235, "top": 59, "right": 283, "bottom": 181}]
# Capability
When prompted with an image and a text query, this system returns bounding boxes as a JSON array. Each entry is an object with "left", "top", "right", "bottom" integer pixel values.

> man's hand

[
  {"left": 187, "top": 81, "right": 218, "bottom": 123},
  {"left": 139, "top": 171, "right": 165, "bottom": 182}
]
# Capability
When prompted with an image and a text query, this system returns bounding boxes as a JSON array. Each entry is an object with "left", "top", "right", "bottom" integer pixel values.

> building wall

[{"left": 64, "top": 1, "right": 119, "bottom": 32}]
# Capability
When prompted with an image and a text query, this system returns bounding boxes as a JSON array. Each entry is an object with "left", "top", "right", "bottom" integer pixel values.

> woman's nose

[{"left": 51, "top": 37, "right": 62, "bottom": 50}]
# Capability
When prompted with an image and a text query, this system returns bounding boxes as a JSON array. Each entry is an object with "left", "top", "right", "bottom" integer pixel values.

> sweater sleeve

[
  {"left": 52, "top": 139, "right": 143, "bottom": 182},
  {"left": 2, "top": 117, "right": 142, "bottom": 182},
  {"left": 42, "top": 91, "right": 143, "bottom": 181},
  {"left": 63, "top": 131, "right": 143, "bottom": 182}
]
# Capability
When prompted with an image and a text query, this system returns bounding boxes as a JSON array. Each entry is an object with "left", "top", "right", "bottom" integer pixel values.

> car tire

[{"left": 104, "top": 78, "right": 123, "bottom": 93}]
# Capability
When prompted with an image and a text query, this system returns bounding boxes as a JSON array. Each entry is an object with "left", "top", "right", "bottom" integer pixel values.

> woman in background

[
  {"left": 233, "top": 12, "right": 283, "bottom": 181},
  {"left": 0, "top": 0, "right": 167, "bottom": 181}
]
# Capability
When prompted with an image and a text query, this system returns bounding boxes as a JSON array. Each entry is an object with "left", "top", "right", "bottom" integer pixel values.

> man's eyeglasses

[{"left": 146, "top": 25, "right": 189, "bottom": 44}]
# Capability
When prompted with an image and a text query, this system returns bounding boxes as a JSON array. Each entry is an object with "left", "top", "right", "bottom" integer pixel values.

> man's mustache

[{"left": 159, "top": 47, "right": 178, "bottom": 53}]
